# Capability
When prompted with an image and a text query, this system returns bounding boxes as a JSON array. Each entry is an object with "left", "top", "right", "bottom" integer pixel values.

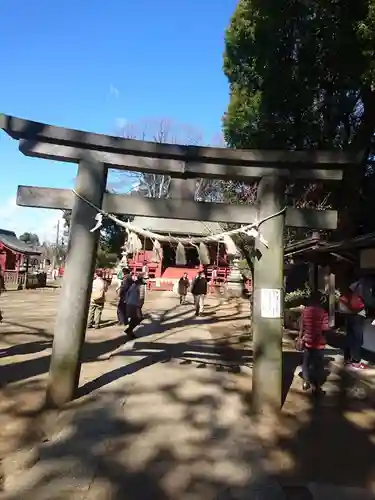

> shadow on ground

[
  {"left": 2, "top": 356, "right": 375, "bottom": 499},
  {"left": 1, "top": 297, "right": 375, "bottom": 498}
]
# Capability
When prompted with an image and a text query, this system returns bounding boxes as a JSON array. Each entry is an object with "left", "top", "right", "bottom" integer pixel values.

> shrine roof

[
  {"left": 131, "top": 217, "right": 222, "bottom": 237},
  {"left": 0, "top": 229, "right": 42, "bottom": 255},
  {"left": 285, "top": 232, "right": 375, "bottom": 258}
]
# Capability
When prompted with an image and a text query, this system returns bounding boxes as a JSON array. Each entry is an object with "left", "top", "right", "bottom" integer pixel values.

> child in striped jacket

[{"left": 298, "top": 291, "right": 329, "bottom": 395}]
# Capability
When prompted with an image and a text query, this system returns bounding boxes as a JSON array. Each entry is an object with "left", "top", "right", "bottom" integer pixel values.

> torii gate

[{"left": 0, "top": 114, "right": 361, "bottom": 413}]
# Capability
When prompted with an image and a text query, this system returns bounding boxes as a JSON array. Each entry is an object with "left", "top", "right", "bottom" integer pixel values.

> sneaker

[
  {"left": 126, "top": 329, "right": 136, "bottom": 339},
  {"left": 313, "top": 387, "right": 326, "bottom": 397},
  {"left": 350, "top": 362, "right": 369, "bottom": 370}
]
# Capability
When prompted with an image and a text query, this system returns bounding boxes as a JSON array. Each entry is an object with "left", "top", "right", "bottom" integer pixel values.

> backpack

[
  {"left": 340, "top": 290, "right": 365, "bottom": 313},
  {"left": 348, "top": 293, "right": 365, "bottom": 313}
]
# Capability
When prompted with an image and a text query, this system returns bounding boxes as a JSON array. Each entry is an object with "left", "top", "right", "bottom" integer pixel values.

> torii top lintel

[{"left": 0, "top": 113, "right": 363, "bottom": 181}]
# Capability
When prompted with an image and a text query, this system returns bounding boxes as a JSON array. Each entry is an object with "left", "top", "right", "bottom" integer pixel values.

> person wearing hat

[{"left": 191, "top": 270, "right": 208, "bottom": 316}]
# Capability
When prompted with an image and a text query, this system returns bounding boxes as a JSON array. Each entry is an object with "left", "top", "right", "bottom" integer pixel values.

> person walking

[
  {"left": 297, "top": 291, "right": 329, "bottom": 395},
  {"left": 191, "top": 270, "right": 208, "bottom": 316},
  {"left": 88, "top": 270, "right": 108, "bottom": 329},
  {"left": 339, "top": 281, "right": 368, "bottom": 370},
  {"left": 116, "top": 268, "right": 133, "bottom": 326},
  {"left": 125, "top": 273, "right": 146, "bottom": 338},
  {"left": 178, "top": 272, "right": 190, "bottom": 304}
]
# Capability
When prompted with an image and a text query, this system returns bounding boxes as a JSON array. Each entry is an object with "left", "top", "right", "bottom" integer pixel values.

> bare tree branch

[{"left": 111, "top": 118, "right": 215, "bottom": 200}]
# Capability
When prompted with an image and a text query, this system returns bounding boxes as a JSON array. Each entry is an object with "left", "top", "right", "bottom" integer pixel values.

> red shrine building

[
  {"left": 127, "top": 217, "right": 231, "bottom": 289},
  {"left": 0, "top": 228, "right": 41, "bottom": 287}
]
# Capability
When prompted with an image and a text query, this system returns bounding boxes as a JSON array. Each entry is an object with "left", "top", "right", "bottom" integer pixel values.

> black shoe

[
  {"left": 302, "top": 381, "right": 311, "bottom": 391},
  {"left": 126, "top": 329, "right": 136, "bottom": 339},
  {"left": 313, "top": 387, "right": 325, "bottom": 397},
  {"left": 87, "top": 325, "right": 93, "bottom": 329}
]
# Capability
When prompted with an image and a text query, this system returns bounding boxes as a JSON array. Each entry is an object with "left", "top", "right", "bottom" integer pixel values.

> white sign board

[{"left": 260, "top": 288, "right": 282, "bottom": 319}]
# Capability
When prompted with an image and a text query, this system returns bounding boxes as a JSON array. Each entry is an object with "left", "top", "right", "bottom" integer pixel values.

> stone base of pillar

[{"left": 226, "top": 258, "right": 244, "bottom": 298}]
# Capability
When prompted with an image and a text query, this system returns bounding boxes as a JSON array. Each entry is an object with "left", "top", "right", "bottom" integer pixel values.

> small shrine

[
  {"left": 0, "top": 228, "right": 42, "bottom": 288},
  {"left": 0, "top": 229, "right": 41, "bottom": 270}
]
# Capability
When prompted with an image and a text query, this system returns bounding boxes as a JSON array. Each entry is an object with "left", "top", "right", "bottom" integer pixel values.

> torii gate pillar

[
  {"left": 46, "top": 161, "right": 107, "bottom": 407},
  {"left": 252, "top": 176, "right": 285, "bottom": 414}
]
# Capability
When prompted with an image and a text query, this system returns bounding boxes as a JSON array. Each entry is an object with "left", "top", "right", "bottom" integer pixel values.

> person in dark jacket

[
  {"left": 191, "top": 271, "right": 208, "bottom": 316},
  {"left": 178, "top": 273, "right": 190, "bottom": 304},
  {"left": 125, "top": 273, "right": 146, "bottom": 338},
  {"left": 117, "top": 268, "right": 133, "bottom": 326}
]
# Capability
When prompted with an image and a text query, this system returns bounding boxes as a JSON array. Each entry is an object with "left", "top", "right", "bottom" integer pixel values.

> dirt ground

[{"left": 1, "top": 286, "right": 375, "bottom": 498}]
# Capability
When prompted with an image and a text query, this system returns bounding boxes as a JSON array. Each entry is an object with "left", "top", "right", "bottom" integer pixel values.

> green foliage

[
  {"left": 19, "top": 232, "right": 40, "bottom": 247},
  {"left": 96, "top": 248, "right": 118, "bottom": 269},
  {"left": 238, "top": 258, "right": 252, "bottom": 278},
  {"left": 284, "top": 284, "right": 311, "bottom": 305},
  {"left": 223, "top": 0, "right": 375, "bottom": 237},
  {"left": 223, "top": 0, "right": 375, "bottom": 151},
  {"left": 62, "top": 204, "right": 129, "bottom": 267}
]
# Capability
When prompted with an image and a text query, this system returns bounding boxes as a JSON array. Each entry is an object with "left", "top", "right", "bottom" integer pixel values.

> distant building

[
  {"left": 0, "top": 229, "right": 41, "bottom": 271},
  {"left": 0, "top": 229, "right": 42, "bottom": 288}
]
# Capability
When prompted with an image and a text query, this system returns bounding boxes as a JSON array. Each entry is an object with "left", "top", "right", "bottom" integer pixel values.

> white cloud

[
  {"left": 109, "top": 84, "right": 120, "bottom": 98},
  {"left": 0, "top": 196, "right": 65, "bottom": 243}
]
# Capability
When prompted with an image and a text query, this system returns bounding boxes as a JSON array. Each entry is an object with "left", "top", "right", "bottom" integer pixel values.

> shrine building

[
  {"left": 127, "top": 217, "right": 231, "bottom": 290},
  {"left": 0, "top": 228, "right": 42, "bottom": 288}
]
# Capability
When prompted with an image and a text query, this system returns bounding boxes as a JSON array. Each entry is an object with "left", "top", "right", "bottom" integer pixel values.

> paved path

[{"left": 1, "top": 289, "right": 375, "bottom": 499}]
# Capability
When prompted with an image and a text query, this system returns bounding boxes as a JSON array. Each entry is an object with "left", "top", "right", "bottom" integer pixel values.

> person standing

[
  {"left": 339, "top": 281, "right": 368, "bottom": 369},
  {"left": 191, "top": 270, "right": 208, "bottom": 316},
  {"left": 125, "top": 274, "right": 146, "bottom": 338},
  {"left": 297, "top": 291, "right": 329, "bottom": 395},
  {"left": 88, "top": 270, "right": 108, "bottom": 329},
  {"left": 178, "top": 272, "right": 190, "bottom": 304},
  {"left": 0, "top": 268, "right": 5, "bottom": 323},
  {"left": 116, "top": 268, "right": 133, "bottom": 326},
  {"left": 142, "top": 261, "right": 149, "bottom": 279}
]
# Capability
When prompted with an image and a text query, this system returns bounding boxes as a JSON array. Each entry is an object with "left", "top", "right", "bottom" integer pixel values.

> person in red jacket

[
  {"left": 339, "top": 282, "right": 367, "bottom": 369},
  {"left": 298, "top": 291, "right": 329, "bottom": 395}
]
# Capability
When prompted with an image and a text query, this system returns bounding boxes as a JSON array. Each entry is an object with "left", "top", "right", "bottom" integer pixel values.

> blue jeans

[
  {"left": 344, "top": 314, "right": 364, "bottom": 363},
  {"left": 302, "top": 348, "right": 324, "bottom": 387},
  {"left": 117, "top": 301, "right": 128, "bottom": 325}
]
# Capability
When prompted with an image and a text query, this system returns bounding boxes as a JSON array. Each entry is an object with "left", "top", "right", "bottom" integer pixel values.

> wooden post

[
  {"left": 308, "top": 262, "right": 318, "bottom": 292},
  {"left": 24, "top": 257, "right": 29, "bottom": 289},
  {"left": 252, "top": 176, "right": 285, "bottom": 414},
  {"left": 46, "top": 160, "right": 107, "bottom": 407},
  {"left": 328, "top": 272, "right": 336, "bottom": 328}
]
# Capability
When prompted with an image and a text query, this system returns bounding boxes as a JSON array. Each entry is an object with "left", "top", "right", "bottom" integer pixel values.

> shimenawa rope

[{"left": 72, "top": 189, "right": 287, "bottom": 248}]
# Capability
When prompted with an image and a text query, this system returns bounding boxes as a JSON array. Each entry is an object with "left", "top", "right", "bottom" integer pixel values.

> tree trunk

[{"left": 338, "top": 88, "right": 375, "bottom": 238}]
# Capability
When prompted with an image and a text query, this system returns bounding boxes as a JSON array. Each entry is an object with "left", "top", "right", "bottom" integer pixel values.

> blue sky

[{"left": 0, "top": 0, "right": 236, "bottom": 242}]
